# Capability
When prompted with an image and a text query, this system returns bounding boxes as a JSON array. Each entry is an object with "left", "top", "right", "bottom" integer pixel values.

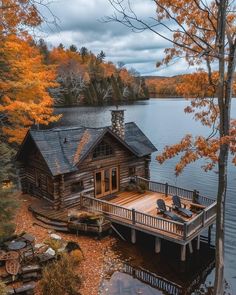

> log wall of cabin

[
  {"left": 18, "top": 146, "right": 55, "bottom": 204},
  {"left": 18, "top": 133, "right": 152, "bottom": 208},
  {"left": 58, "top": 134, "right": 151, "bottom": 204}
]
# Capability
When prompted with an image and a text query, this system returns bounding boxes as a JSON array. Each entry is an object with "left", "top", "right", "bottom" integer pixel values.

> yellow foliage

[
  {"left": 0, "top": 34, "right": 60, "bottom": 143},
  {"left": 70, "top": 249, "right": 84, "bottom": 263}
]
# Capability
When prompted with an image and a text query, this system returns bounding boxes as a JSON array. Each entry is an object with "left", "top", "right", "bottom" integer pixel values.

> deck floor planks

[{"left": 112, "top": 191, "right": 195, "bottom": 222}]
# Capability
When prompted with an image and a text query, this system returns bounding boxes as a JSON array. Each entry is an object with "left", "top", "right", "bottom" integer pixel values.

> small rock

[
  {"left": 45, "top": 247, "right": 56, "bottom": 256},
  {"left": 50, "top": 233, "right": 62, "bottom": 240},
  {"left": 35, "top": 243, "right": 45, "bottom": 249}
]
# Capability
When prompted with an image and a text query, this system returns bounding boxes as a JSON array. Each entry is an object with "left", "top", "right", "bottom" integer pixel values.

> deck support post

[
  {"left": 197, "top": 235, "right": 201, "bottom": 250},
  {"left": 132, "top": 208, "right": 136, "bottom": 224},
  {"left": 165, "top": 182, "right": 168, "bottom": 197},
  {"left": 208, "top": 225, "right": 213, "bottom": 245},
  {"left": 155, "top": 237, "right": 161, "bottom": 254},
  {"left": 188, "top": 241, "right": 193, "bottom": 254},
  {"left": 131, "top": 228, "right": 136, "bottom": 244},
  {"left": 181, "top": 245, "right": 186, "bottom": 261}
]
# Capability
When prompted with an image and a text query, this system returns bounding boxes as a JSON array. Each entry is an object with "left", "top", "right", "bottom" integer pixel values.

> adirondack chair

[
  {"left": 156, "top": 199, "right": 184, "bottom": 223},
  {"left": 172, "top": 195, "right": 193, "bottom": 218}
]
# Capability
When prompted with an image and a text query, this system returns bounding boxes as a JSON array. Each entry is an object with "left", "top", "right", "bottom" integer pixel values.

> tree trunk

[
  {"left": 214, "top": 1, "right": 236, "bottom": 293},
  {"left": 214, "top": 1, "right": 227, "bottom": 294}
]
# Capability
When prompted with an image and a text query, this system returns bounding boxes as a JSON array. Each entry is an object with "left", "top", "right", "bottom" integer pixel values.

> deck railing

[
  {"left": 124, "top": 264, "right": 182, "bottom": 295},
  {"left": 136, "top": 176, "right": 215, "bottom": 205},
  {"left": 80, "top": 194, "right": 185, "bottom": 237},
  {"left": 80, "top": 191, "right": 216, "bottom": 240}
]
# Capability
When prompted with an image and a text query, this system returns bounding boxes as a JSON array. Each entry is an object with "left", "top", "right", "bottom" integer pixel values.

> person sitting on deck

[
  {"left": 156, "top": 199, "right": 184, "bottom": 223},
  {"left": 172, "top": 195, "right": 193, "bottom": 218}
]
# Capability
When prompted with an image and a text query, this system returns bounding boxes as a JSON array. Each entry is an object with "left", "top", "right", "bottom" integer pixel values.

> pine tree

[
  {"left": 69, "top": 44, "right": 77, "bottom": 52},
  {"left": 0, "top": 138, "right": 18, "bottom": 242}
]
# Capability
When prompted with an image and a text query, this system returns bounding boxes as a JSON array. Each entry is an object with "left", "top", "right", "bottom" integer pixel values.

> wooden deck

[
  {"left": 108, "top": 191, "right": 196, "bottom": 221},
  {"left": 80, "top": 177, "right": 217, "bottom": 247},
  {"left": 28, "top": 176, "right": 217, "bottom": 260}
]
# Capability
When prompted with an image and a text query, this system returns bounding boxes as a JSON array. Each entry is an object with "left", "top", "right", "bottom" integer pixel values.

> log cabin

[{"left": 16, "top": 110, "right": 157, "bottom": 209}]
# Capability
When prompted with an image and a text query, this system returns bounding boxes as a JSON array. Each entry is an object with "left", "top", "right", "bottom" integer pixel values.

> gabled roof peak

[{"left": 17, "top": 122, "right": 157, "bottom": 176}]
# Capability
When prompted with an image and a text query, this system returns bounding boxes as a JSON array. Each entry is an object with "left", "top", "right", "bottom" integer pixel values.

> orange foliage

[
  {"left": 156, "top": 69, "right": 236, "bottom": 174},
  {"left": 49, "top": 46, "right": 138, "bottom": 87},
  {"left": 0, "top": 34, "right": 60, "bottom": 143},
  {"left": 0, "top": 0, "right": 42, "bottom": 34}
]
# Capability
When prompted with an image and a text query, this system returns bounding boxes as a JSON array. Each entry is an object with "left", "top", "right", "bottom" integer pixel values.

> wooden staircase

[{"left": 29, "top": 204, "right": 69, "bottom": 232}]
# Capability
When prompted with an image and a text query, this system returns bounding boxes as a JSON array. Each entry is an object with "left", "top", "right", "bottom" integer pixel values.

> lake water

[{"left": 54, "top": 98, "right": 236, "bottom": 294}]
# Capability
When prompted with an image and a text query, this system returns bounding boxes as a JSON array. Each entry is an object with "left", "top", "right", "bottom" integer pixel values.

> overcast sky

[{"left": 41, "top": 0, "right": 197, "bottom": 76}]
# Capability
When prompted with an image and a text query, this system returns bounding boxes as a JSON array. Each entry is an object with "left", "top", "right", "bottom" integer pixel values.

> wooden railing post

[
  {"left": 193, "top": 189, "right": 200, "bottom": 202},
  {"left": 132, "top": 208, "right": 136, "bottom": 224},
  {"left": 202, "top": 209, "right": 206, "bottom": 226},
  {"left": 183, "top": 222, "right": 188, "bottom": 240},
  {"left": 165, "top": 182, "right": 168, "bottom": 197}
]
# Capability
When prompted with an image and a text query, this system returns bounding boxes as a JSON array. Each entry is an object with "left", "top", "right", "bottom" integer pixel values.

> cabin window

[
  {"left": 46, "top": 176, "right": 54, "bottom": 195},
  {"left": 129, "top": 167, "right": 136, "bottom": 176},
  {"left": 93, "top": 140, "right": 113, "bottom": 159},
  {"left": 71, "top": 181, "right": 84, "bottom": 193},
  {"left": 35, "top": 170, "right": 41, "bottom": 188}
]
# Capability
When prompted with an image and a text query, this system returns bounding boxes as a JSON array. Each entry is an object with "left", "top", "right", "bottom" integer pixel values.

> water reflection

[
  {"left": 101, "top": 229, "right": 216, "bottom": 295},
  {"left": 52, "top": 99, "right": 236, "bottom": 293}
]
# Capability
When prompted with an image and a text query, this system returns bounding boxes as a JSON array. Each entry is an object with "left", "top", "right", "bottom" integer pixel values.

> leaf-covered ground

[{"left": 14, "top": 193, "right": 117, "bottom": 295}]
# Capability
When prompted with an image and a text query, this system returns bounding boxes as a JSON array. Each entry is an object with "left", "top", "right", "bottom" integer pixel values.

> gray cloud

[{"left": 40, "top": 0, "right": 197, "bottom": 76}]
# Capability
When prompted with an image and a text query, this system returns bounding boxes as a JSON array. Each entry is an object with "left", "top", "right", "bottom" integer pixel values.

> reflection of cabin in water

[{"left": 16, "top": 109, "right": 217, "bottom": 261}]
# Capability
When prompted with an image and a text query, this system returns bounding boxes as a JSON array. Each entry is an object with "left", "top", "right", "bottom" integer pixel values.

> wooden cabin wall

[
  {"left": 19, "top": 146, "right": 55, "bottom": 203},
  {"left": 59, "top": 134, "right": 151, "bottom": 204},
  {"left": 18, "top": 133, "right": 152, "bottom": 209}
]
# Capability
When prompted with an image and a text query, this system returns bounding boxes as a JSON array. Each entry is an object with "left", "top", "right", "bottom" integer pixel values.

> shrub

[
  {"left": 40, "top": 254, "right": 82, "bottom": 295},
  {"left": 70, "top": 249, "right": 84, "bottom": 263},
  {"left": 139, "top": 183, "right": 148, "bottom": 191},
  {"left": 44, "top": 238, "right": 63, "bottom": 254},
  {"left": 125, "top": 183, "right": 136, "bottom": 192},
  {"left": 0, "top": 189, "right": 18, "bottom": 242},
  {"left": 0, "top": 280, "right": 7, "bottom": 295}
]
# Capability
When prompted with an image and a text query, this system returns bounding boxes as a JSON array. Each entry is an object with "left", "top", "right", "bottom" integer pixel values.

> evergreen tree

[
  {"left": 58, "top": 43, "right": 64, "bottom": 50},
  {"left": 97, "top": 50, "right": 106, "bottom": 63},
  {"left": 38, "top": 39, "right": 50, "bottom": 64},
  {"left": 69, "top": 44, "right": 77, "bottom": 52},
  {"left": 0, "top": 139, "right": 18, "bottom": 242},
  {"left": 80, "top": 46, "right": 88, "bottom": 63}
]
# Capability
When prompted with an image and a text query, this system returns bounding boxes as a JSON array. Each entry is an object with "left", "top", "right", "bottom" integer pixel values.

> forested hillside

[
  {"left": 146, "top": 75, "right": 236, "bottom": 98},
  {"left": 145, "top": 75, "right": 185, "bottom": 97},
  {"left": 38, "top": 40, "right": 149, "bottom": 106}
]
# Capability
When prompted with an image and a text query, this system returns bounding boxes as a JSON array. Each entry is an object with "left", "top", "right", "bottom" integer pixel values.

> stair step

[
  {"left": 62, "top": 200, "right": 81, "bottom": 209},
  {"left": 34, "top": 214, "right": 68, "bottom": 227},
  {"left": 33, "top": 221, "right": 69, "bottom": 232}
]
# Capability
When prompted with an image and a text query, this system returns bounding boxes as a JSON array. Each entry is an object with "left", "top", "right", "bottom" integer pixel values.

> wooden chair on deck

[
  {"left": 172, "top": 195, "right": 193, "bottom": 218},
  {"left": 156, "top": 199, "right": 184, "bottom": 223}
]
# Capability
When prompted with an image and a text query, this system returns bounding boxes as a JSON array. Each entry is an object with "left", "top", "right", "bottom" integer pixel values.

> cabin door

[{"left": 95, "top": 167, "right": 119, "bottom": 198}]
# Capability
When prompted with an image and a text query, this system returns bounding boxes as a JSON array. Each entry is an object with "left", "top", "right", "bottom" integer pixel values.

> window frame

[
  {"left": 92, "top": 140, "right": 113, "bottom": 160},
  {"left": 35, "top": 169, "right": 41, "bottom": 188},
  {"left": 71, "top": 180, "right": 84, "bottom": 194},
  {"left": 128, "top": 166, "right": 136, "bottom": 177}
]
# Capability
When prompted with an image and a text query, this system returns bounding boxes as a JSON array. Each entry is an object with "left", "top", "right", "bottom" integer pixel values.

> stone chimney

[{"left": 111, "top": 109, "right": 125, "bottom": 139}]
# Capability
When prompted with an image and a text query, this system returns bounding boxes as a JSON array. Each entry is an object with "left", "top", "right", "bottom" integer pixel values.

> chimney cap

[{"left": 110, "top": 109, "right": 126, "bottom": 112}]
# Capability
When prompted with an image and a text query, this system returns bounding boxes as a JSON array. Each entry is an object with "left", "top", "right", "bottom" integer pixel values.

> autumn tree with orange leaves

[
  {"left": 0, "top": 0, "right": 60, "bottom": 144},
  {"left": 107, "top": 0, "right": 236, "bottom": 294}
]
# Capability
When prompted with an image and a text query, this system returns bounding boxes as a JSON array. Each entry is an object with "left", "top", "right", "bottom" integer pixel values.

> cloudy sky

[{"left": 40, "top": 0, "right": 197, "bottom": 76}]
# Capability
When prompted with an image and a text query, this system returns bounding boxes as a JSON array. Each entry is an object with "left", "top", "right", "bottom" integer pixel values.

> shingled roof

[{"left": 17, "top": 122, "right": 157, "bottom": 176}]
